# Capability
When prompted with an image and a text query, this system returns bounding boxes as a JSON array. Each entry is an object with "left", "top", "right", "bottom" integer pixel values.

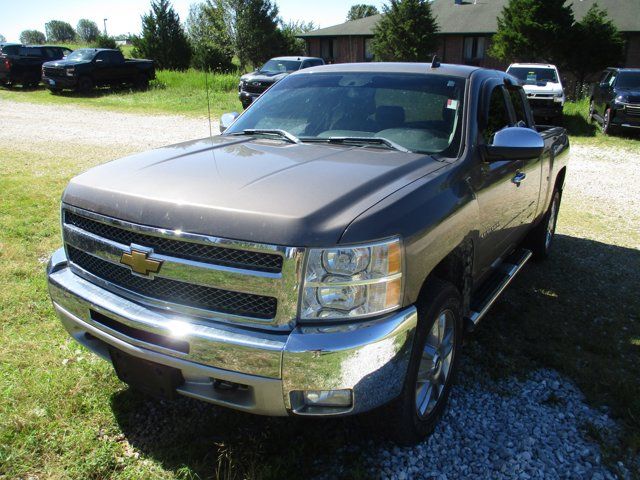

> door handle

[{"left": 512, "top": 171, "right": 526, "bottom": 186}]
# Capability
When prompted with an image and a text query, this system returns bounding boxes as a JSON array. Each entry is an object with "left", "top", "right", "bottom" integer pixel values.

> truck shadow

[{"left": 109, "top": 233, "right": 639, "bottom": 478}]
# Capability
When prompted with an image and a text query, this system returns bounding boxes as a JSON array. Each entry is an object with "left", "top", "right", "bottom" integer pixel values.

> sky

[{"left": 0, "top": 0, "right": 387, "bottom": 42}]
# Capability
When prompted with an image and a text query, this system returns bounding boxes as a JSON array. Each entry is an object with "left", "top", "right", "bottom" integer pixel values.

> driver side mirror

[
  {"left": 483, "top": 127, "right": 544, "bottom": 161},
  {"left": 219, "top": 112, "right": 239, "bottom": 133}
]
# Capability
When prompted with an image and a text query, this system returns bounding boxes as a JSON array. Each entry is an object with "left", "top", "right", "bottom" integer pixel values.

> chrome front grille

[
  {"left": 61, "top": 205, "right": 305, "bottom": 329},
  {"left": 625, "top": 104, "right": 640, "bottom": 117},
  {"left": 64, "top": 211, "right": 283, "bottom": 273},
  {"left": 67, "top": 246, "right": 278, "bottom": 319}
]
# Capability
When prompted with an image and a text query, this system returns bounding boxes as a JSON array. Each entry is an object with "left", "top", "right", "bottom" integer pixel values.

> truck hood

[
  {"left": 43, "top": 59, "right": 88, "bottom": 67},
  {"left": 63, "top": 136, "right": 444, "bottom": 246},
  {"left": 615, "top": 88, "right": 640, "bottom": 103},
  {"left": 240, "top": 71, "right": 289, "bottom": 83}
]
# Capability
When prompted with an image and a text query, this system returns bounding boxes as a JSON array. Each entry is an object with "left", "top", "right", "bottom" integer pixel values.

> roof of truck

[{"left": 296, "top": 62, "right": 482, "bottom": 78}]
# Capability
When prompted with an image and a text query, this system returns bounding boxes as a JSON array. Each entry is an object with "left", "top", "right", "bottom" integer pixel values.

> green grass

[{"left": 0, "top": 69, "right": 242, "bottom": 117}]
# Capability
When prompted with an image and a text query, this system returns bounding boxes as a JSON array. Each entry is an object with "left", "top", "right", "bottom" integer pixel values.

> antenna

[
  {"left": 431, "top": 55, "right": 440, "bottom": 69},
  {"left": 204, "top": 68, "right": 213, "bottom": 140}
]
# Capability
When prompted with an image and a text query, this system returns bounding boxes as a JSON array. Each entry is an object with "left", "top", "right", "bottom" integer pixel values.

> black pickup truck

[
  {"left": 47, "top": 62, "right": 568, "bottom": 444},
  {"left": 0, "top": 44, "right": 72, "bottom": 88},
  {"left": 42, "top": 48, "right": 155, "bottom": 93}
]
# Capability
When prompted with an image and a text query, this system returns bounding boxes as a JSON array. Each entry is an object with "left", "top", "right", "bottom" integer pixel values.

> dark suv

[
  {"left": 589, "top": 68, "right": 640, "bottom": 134},
  {"left": 0, "top": 44, "right": 71, "bottom": 87},
  {"left": 238, "top": 56, "right": 324, "bottom": 108}
]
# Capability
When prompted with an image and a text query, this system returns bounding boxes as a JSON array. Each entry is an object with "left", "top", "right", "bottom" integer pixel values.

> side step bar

[{"left": 466, "top": 249, "right": 533, "bottom": 331}]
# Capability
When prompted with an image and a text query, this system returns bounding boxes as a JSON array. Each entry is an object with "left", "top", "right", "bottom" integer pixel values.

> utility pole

[{"left": 103, "top": 18, "right": 108, "bottom": 36}]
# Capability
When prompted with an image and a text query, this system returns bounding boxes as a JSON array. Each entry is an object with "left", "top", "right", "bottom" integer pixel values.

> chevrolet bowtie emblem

[{"left": 120, "top": 248, "right": 163, "bottom": 277}]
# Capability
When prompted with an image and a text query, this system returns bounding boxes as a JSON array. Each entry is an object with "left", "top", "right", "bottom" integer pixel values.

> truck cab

[{"left": 506, "top": 63, "right": 565, "bottom": 124}]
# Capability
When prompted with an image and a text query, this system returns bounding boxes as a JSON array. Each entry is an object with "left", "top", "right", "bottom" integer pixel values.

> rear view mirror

[
  {"left": 220, "top": 112, "right": 239, "bottom": 133},
  {"left": 483, "top": 127, "right": 544, "bottom": 161}
]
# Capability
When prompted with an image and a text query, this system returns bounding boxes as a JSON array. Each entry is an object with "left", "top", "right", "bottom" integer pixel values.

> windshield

[
  {"left": 259, "top": 59, "right": 301, "bottom": 73},
  {"left": 616, "top": 71, "right": 640, "bottom": 89},
  {"left": 508, "top": 67, "right": 558, "bottom": 85},
  {"left": 65, "top": 49, "right": 96, "bottom": 61},
  {"left": 226, "top": 72, "right": 466, "bottom": 155}
]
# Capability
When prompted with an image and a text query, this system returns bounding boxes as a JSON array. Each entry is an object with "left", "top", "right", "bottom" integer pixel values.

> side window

[
  {"left": 300, "top": 61, "right": 309, "bottom": 69},
  {"left": 485, "top": 86, "right": 512, "bottom": 142},
  {"left": 310, "top": 59, "right": 323, "bottom": 67},
  {"left": 507, "top": 87, "right": 529, "bottom": 127},
  {"left": 95, "top": 52, "right": 107, "bottom": 63}
]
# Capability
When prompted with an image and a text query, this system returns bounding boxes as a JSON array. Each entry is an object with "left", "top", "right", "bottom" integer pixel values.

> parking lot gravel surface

[{"left": 2, "top": 99, "right": 637, "bottom": 479}]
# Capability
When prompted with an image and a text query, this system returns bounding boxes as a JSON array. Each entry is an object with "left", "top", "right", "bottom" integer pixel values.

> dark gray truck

[
  {"left": 41, "top": 48, "right": 154, "bottom": 93},
  {"left": 47, "top": 62, "right": 569, "bottom": 444}
]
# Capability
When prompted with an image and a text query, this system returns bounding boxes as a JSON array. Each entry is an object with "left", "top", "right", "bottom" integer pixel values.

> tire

[
  {"left": 385, "top": 278, "right": 463, "bottom": 445},
  {"left": 588, "top": 99, "right": 595, "bottom": 123},
  {"left": 76, "top": 76, "right": 94, "bottom": 94},
  {"left": 525, "top": 188, "right": 561, "bottom": 261},
  {"left": 134, "top": 73, "right": 149, "bottom": 91},
  {"left": 602, "top": 108, "right": 616, "bottom": 136}
]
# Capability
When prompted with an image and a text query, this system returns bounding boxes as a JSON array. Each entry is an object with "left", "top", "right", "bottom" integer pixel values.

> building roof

[{"left": 299, "top": 0, "right": 640, "bottom": 38}]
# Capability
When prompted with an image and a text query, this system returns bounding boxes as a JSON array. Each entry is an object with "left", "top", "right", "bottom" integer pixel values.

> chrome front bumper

[{"left": 47, "top": 247, "right": 417, "bottom": 416}]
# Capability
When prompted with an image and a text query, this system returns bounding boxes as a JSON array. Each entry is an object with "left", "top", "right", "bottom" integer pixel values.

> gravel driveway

[{"left": 3, "top": 99, "right": 637, "bottom": 479}]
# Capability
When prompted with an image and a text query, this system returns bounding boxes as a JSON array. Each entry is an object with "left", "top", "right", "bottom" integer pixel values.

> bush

[{"left": 91, "top": 35, "right": 118, "bottom": 50}]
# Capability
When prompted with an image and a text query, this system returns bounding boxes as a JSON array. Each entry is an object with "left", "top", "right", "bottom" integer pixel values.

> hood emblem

[{"left": 120, "top": 247, "right": 163, "bottom": 278}]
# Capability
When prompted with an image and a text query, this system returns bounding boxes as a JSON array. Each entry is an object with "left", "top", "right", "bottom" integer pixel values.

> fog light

[{"left": 303, "top": 389, "right": 352, "bottom": 407}]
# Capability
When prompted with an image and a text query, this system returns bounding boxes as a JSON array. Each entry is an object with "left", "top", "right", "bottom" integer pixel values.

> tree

[
  {"left": 564, "top": 3, "right": 624, "bottom": 93},
  {"left": 45, "top": 20, "right": 76, "bottom": 42},
  {"left": 132, "top": 0, "right": 192, "bottom": 70},
  {"left": 0, "top": 34, "right": 6, "bottom": 43},
  {"left": 279, "top": 20, "right": 316, "bottom": 56},
  {"left": 347, "top": 4, "right": 379, "bottom": 21},
  {"left": 489, "top": 0, "right": 574, "bottom": 64},
  {"left": 76, "top": 19, "right": 100, "bottom": 42},
  {"left": 186, "top": 1, "right": 234, "bottom": 71},
  {"left": 20, "top": 30, "right": 46, "bottom": 44},
  {"left": 219, "top": 0, "right": 282, "bottom": 69},
  {"left": 372, "top": 0, "right": 438, "bottom": 62}
]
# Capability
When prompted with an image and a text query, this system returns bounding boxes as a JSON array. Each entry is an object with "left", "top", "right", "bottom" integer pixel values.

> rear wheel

[
  {"left": 526, "top": 188, "right": 561, "bottom": 261},
  {"left": 386, "top": 278, "right": 462, "bottom": 445},
  {"left": 76, "top": 76, "right": 94, "bottom": 94},
  {"left": 134, "top": 73, "right": 149, "bottom": 90}
]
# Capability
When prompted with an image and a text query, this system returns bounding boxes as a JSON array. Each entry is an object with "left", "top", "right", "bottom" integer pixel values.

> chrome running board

[{"left": 466, "top": 249, "right": 533, "bottom": 331}]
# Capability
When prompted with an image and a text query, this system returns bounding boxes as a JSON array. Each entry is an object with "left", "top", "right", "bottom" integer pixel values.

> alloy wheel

[{"left": 415, "top": 309, "right": 455, "bottom": 418}]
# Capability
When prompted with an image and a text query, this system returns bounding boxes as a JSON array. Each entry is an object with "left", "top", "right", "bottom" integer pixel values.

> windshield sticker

[
  {"left": 447, "top": 99, "right": 459, "bottom": 110},
  {"left": 447, "top": 80, "right": 455, "bottom": 87},
  {"left": 527, "top": 72, "right": 537, "bottom": 83}
]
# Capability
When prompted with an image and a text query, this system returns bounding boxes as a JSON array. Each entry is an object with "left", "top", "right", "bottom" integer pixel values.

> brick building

[{"left": 299, "top": 0, "right": 640, "bottom": 69}]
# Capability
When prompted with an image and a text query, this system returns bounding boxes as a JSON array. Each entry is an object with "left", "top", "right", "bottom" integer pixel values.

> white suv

[{"left": 506, "top": 63, "right": 565, "bottom": 123}]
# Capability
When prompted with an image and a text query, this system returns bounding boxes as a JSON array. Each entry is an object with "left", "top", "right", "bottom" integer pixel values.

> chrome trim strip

[
  {"left": 63, "top": 203, "right": 289, "bottom": 255},
  {"left": 303, "top": 272, "right": 403, "bottom": 288},
  {"left": 62, "top": 204, "right": 306, "bottom": 329}
]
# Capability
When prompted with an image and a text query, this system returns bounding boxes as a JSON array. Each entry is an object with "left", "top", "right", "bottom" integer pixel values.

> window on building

[
  {"left": 364, "top": 38, "right": 374, "bottom": 61},
  {"left": 463, "top": 36, "right": 486, "bottom": 64}
]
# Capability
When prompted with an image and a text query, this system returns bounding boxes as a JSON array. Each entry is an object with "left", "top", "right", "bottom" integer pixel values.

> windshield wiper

[
  {"left": 229, "top": 129, "right": 301, "bottom": 144},
  {"left": 305, "top": 136, "right": 412, "bottom": 153}
]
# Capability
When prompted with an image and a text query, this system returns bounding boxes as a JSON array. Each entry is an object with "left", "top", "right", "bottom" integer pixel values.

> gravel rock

[{"left": 316, "top": 366, "right": 624, "bottom": 480}]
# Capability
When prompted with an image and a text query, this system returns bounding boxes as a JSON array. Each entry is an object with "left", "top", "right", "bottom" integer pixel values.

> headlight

[
  {"left": 615, "top": 95, "right": 628, "bottom": 105},
  {"left": 65, "top": 68, "right": 75, "bottom": 77},
  {"left": 301, "top": 238, "right": 403, "bottom": 320},
  {"left": 553, "top": 92, "right": 564, "bottom": 103}
]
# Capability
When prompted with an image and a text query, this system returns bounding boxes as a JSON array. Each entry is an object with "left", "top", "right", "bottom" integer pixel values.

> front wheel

[
  {"left": 76, "top": 76, "right": 94, "bottom": 94},
  {"left": 386, "top": 278, "right": 463, "bottom": 445},
  {"left": 602, "top": 108, "right": 616, "bottom": 136}
]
